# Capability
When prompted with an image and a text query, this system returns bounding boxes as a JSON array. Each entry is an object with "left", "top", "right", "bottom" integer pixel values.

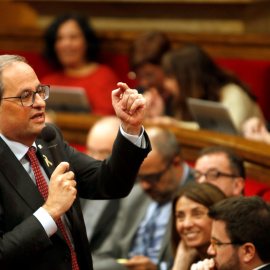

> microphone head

[{"left": 41, "top": 125, "right": 56, "bottom": 143}]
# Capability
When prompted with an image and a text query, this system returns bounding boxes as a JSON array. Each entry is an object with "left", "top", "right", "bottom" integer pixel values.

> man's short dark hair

[
  {"left": 209, "top": 196, "right": 270, "bottom": 263},
  {"left": 198, "top": 146, "right": 245, "bottom": 179}
]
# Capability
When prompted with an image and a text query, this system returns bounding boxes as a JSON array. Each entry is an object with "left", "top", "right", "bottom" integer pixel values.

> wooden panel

[
  {"left": 54, "top": 112, "right": 270, "bottom": 185},
  {"left": 1, "top": 26, "right": 270, "bottom": 59}
]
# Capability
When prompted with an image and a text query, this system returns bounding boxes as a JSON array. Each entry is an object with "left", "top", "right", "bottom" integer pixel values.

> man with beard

[
  {"left": 93, "top": 126, "right": 194, "bottom": 270},
  {"left": 190, "top": 196, "right": 270, "bottom": 270}
]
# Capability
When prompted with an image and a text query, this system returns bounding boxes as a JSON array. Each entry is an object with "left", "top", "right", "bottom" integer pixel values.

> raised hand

[{"left": 112, "top": 82, "right": 146, "bottom": 135}]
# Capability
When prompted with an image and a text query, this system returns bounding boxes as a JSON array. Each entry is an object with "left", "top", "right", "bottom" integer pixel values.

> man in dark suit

[
  {"left": 191, "top": 196, "right": 270, "bottom": 270},
  {"left": 93, "top": 127, "right": 194, "bottom": 270},
  {"left": 0, "top": 55, "right": 151, "bottom": 269}
]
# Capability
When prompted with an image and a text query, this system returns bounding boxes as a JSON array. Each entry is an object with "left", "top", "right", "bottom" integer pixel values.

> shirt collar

[
  {"left": 179, "top": 162, "right": 189, "bottom": 187},
  {"left": 0, "top": 133, "right": 37, "bottom": 161},
  {"left": 253, "top": 264, "right": 270, "bottom": 270}
]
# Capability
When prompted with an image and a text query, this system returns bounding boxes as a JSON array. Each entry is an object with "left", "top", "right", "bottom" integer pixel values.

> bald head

[
  {"left": 145, "top": 126, "right": 181, "bottom": 162},
  {"left": 86, "top": 116, "right": 120, "bottom": 160}
]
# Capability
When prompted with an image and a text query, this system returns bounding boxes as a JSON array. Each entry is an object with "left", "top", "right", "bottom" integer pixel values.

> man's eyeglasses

[
  {"left": 1, "top": 85, "right": 50, "bottom": 107},
  {"left": 210, "top": 238, "right": 243, "bottom": 251},
  {"left": 137, "top": 160, "right": 172, "bottom": 184},
  {"left": 194, "top": 169, "right": 238, "bottom": 182}
]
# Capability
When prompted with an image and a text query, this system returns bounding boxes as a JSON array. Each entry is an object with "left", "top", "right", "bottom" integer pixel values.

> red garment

[{"left": 41, "top": 64, "right": 119, "bottom": 116}]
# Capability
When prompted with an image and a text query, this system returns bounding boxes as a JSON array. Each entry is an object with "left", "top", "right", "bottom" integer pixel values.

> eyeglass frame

[
  {"left": 137, "top": 158, "right": 174, "bottom": 184},
  {"left": 210, "top": 238, "right": 243, "bottom": 251},
  {"left": 193, "top": 168, "right": 238, "bottom": 182},
  {"left": 0, "top": 85, "right": 50, "bottom": 107}
]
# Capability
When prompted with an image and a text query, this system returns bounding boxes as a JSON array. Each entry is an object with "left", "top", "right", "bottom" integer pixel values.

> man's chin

[{"left": 213, "top": 259, "right": 219, "bottom": 270}]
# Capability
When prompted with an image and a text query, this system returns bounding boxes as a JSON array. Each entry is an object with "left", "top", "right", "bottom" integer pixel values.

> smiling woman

[
  {"left": 170, "top": 182, "right": 226, "bottom": 270},
  {"left": 41, "top": 13, "right": 120, "bottom": 116}
]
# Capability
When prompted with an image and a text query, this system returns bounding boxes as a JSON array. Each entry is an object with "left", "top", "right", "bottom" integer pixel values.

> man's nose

[
  {"left": 207, "top": 243, "right": 216, "bottom": 256},
  {"left": 33, "top": 93, "right": 46, "bottom": 107},
  {"left": 197, "top": 174, "right": 207, "bottom": 183},
  {"left": 140, "top": 180, "right": 152, "bottom": 191}
]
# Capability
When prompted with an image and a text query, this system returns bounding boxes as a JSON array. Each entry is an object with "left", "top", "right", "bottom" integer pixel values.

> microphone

[
  {"left": 42, "top": 125, "right": 75, "bottom": 225},
  {"left": 41, "top": 125, "right": 62, "bottom": 166}
]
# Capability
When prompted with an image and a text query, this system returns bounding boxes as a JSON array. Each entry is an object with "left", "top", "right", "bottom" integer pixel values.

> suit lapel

[
  {"left": 0, "top": 138, "right": 45, "bottom": 211},
  {"left": 35, "top": 138, "right": 55, "bottom": 178},
  {"left": 35, "top": 137, "right": 79, "bottom": 243},
  {"left": 35, "top": 138, "right": 69, "bottom": 242},
  {"left": 158, "top": 214, "right": 172, "bottom": 262}
]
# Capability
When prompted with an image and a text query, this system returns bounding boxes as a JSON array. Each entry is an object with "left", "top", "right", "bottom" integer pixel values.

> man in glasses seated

[
  {"left": 194, "top": 146, "right": 245, "bottom": 197},
  {"left": 93, "top": 126, "right": 194, "bottom": 270},
  {"left": 191, "top": 196, "right": 270, "bottom": 270}
]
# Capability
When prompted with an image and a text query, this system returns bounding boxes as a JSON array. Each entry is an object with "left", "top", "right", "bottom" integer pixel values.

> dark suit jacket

[
  {"left": 93, "top": 165, "right": 194, "bottom": 270},
  {"left": 0, "top": 123, "right": 150, "bottom": 270},
  {"left": 257, "top": 264, "right": 270, "bottom": 270}
]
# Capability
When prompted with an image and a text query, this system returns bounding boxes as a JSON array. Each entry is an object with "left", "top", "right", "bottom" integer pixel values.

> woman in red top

[{"left": 42, "top": 13, "right": 119, "bottom": 116}]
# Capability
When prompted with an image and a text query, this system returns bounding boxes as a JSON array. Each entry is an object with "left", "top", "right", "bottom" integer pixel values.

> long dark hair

[
  {"left": 42, "top": 13, "right": 100, "bottom": 70},
  {"left": 171, "top": 182, "right": 226, "bottom": 256},
  {"left": 162, "top": 44, "right": 256, "bottom": 121}
]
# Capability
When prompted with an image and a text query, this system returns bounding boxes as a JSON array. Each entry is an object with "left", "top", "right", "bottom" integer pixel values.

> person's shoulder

[
  {"left": 220, "top": 83, "right": 249, "bottom": 101},
  {"left": 124, "top": 182, "right": 151, "bottom": 205},
  {"left": 97, "top": 64, "right": 119, "bottom": 78},
  {"left": 220, "top": 83, "right": 244, "bottom": 93}
]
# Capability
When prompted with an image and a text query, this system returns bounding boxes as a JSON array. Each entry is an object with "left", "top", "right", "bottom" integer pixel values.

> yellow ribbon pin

[{"left": 43, "top": 155, "right": 53, "bottom": 167}]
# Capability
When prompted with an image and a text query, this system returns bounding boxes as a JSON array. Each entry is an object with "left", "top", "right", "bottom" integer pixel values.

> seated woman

[
  {"left": 145, "top": 44, "right": 265, "bottom": 133},
  {"left": 42, "top": 13, "right": 119, "bottom": 116},
  {"left": 171, "top": 182, "right": 226, "bottom": 270}
]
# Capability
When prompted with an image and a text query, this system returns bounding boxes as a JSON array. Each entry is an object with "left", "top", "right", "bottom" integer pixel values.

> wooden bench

[{"left": 53, "top": 112, "right": 270, "bottom": 188}]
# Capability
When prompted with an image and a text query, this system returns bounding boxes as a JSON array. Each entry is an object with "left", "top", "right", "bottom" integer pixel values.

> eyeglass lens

[{"left": 21, "top": 85, "right": 49, "bottom": 107}]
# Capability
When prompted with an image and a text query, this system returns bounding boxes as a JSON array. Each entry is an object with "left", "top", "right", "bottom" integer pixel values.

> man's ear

[
  {"left": 239, "top": 242, "right": 256, "bottom": 263},
  {"left": 232, "top": 177, "right": 245, "bottom": 196},
  {"left": 172, "top": 156, "right": 182, "bottom": 166}
]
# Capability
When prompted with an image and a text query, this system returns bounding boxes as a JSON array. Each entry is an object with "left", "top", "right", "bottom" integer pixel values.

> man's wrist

[
  {"left": 34, "top": 207, "right": 57, "bottom": 237},
  {"left": 121, "top": 123, "right": 142, "bottom": 136},
  {"left": 120, "top": 124, "right": 145, "bottom": 147}
]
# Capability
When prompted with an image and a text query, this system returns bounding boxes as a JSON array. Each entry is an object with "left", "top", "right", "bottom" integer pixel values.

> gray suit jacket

[
  {"left": 80, "top": 198, "right": 120, "bottom": 252},
  {"left": 93, "top": 165, "right": 194, "bottom": 270}
]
